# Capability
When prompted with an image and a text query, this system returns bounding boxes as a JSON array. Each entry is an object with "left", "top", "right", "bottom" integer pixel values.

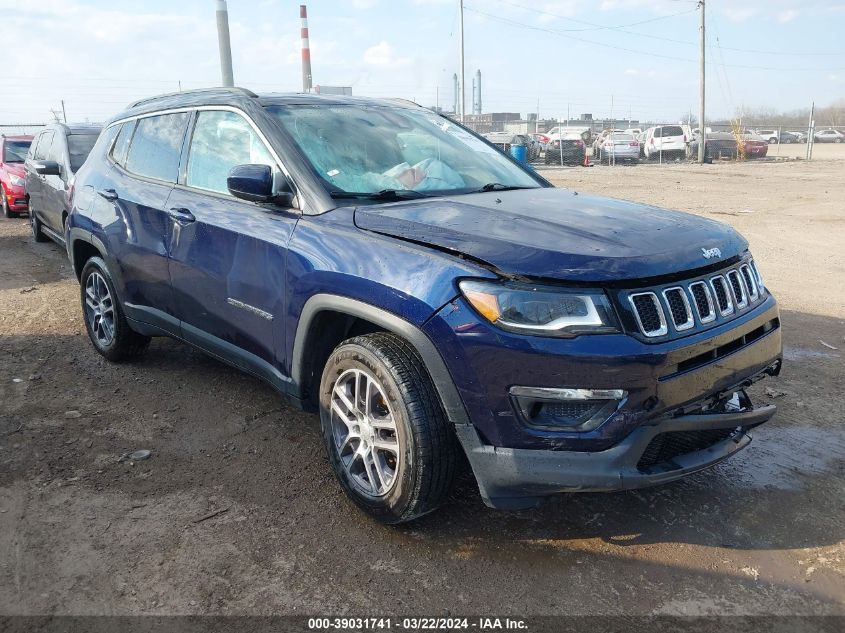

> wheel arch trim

[
  {"left": 67, "top": 227, "right": 108, "bottom": 277},
  {"left": 291, "top": 294, "right": 472, "bottom": 428}
]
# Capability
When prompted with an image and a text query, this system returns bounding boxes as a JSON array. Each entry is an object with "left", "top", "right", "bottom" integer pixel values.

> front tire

[
  {"left": 30, "top": 211, "right": 48, "bottom": 242},
  {"left": 2, "top": 193, "right": 16, "bottom": 218},
  {"left": 80, "top": 256, "right": 150, "bottom": 361},
  {"left": 319, "top": 332, "right": 457, "bottom": 524}
]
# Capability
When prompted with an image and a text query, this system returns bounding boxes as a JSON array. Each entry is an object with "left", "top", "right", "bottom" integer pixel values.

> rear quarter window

[
  {"left": 125, "top": 113, "right": 189, "bottom": 183},
  {"left": 111, "top": 120, "right": 136, "bottom": 166}
]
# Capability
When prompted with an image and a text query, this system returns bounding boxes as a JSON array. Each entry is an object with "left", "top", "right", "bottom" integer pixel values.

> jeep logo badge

[{"left": 701, "top": 247, "right": 722, "bottom": 260}]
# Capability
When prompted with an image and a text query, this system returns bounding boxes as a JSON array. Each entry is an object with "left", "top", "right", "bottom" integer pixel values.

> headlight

[
  {"left": 9, "top": 174, "right": 25, "bottom": 187},
  {"left": 459, "top": 279, "right": 618, "bottom": 337}
]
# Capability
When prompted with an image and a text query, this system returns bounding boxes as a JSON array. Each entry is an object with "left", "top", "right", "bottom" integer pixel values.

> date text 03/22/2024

[{"left": 307, "top": 617, "right": 528, "bottom": 630}]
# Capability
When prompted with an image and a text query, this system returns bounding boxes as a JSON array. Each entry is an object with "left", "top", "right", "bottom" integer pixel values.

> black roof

[{"left": 111, "top": 87, "right": 422, "bottom": 123}]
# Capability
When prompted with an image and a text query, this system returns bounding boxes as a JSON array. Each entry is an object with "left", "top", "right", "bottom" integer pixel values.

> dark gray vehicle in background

[{"left": 26, "top": 123, "right": 101, "bottom": 244}]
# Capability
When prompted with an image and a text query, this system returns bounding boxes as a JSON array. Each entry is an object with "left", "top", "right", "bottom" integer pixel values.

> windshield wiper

[
  {"left": 330, "top": 189, "right": 430, "bottom": 201},
  {"left": 474, "top": 183, "right": 535, "bottom": 193}
]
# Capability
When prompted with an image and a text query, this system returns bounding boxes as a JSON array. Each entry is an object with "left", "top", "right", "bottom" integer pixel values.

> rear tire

[
  {"left": 30, "top": 211, "right": 48, "bottom": 242},
  {"left": 319, "top": 332, "right": 457, "bottom": 524},
  {"left": 79, "top": 256, "right": 150, "bottom": 362}
]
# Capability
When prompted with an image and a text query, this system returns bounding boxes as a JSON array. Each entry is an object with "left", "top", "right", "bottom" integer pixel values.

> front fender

[{"left": 290, "top": 294, "right": 472, "bottom": 429}]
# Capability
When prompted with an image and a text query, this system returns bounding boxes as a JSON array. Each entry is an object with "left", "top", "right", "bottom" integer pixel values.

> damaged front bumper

[{"left": 457, "top": 392, "right": 776, "bottom": 510}]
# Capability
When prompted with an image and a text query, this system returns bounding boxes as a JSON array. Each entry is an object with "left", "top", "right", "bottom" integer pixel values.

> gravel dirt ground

[{"left": 1, "top": 152, "right": 843, "bottom": 619}]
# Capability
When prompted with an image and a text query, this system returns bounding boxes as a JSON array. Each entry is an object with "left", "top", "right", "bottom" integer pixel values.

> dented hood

[{"left": 353, "top": 188, "right": 747, "bottom": 282}]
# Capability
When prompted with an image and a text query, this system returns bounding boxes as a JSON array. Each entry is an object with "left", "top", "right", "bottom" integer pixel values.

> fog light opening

[{"left": 509, "top": 386, "right": 627, "bottom": 432}]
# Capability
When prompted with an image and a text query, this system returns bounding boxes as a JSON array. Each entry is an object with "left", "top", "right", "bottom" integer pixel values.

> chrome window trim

[
  {"left": 688, "top": 280, "right": 716, "bottom": 324},
  {"left": 108, "top": 105, "right": 303, "bottom": 211},
  {"left": 661, "top": 286, "right": 694, "bottom": 331},
  {"left": 628, "top": 291, "right": 668, "bottom": 337},
  {"left": 709, "top": 275, "right": 734, "bottom": 316}
]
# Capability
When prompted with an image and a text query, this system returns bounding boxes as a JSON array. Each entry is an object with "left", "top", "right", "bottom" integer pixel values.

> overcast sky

[{"left": 2, "top": 0, "right": 843, "bottom": 125}]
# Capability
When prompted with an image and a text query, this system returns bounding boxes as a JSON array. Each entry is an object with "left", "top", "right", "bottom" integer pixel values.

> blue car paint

[
  {"left": 66, "top": 90, "right": 782, "bottom": 508},
  {"left": 354, "top": 188, "right": 748, "bottom": 282},
  {"left": 282, "top": 206, "right": 491, "bottom": 376},
  {"left": 165, "top": 186, "right": 297, "bottom": 365},
  {"left": 423, "top": 294, "right": 781, "bottom": 450}
]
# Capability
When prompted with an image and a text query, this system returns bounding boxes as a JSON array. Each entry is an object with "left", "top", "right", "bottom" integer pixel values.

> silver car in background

[{"left": 596, "top": 132, "right": 640, "bottom": 164}]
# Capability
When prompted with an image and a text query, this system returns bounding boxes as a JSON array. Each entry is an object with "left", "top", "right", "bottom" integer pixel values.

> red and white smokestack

[{"left": 300, "top": 4, "right": 313, "bottom": 92}]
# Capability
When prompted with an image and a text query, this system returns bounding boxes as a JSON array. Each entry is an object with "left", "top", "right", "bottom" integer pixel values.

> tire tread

[
  {"left": 80, "top": 257, "right": 150, "bottom": 362},
  {"left": 327, "top": 332, "right": 457, "bottom": 523}
]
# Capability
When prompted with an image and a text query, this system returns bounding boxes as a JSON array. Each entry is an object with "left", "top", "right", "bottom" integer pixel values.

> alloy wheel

[
  {"left": 84, "top": 271, "right": 115, "bottom": 347},
  {"left": 329, "top": 368, "right": 400, "bottom": 497}
]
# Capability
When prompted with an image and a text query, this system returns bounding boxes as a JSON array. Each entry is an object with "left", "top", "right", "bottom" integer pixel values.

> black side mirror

[
  {"left": 33, "top": 160, "right": 61, "bottom": 176},
  {"left": 227, "top": 164, "right": 296, "bottom": 207}
]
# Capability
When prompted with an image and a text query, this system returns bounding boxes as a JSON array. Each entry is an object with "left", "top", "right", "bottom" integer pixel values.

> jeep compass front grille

[
  {"left": 628, "top": 293, "right": 667, "bottom": 336},
  {"left": 711, "top": 275, "right": 733, "bottom": 315},
  {"left": 624, "top": 260, "right": 766, "bottom": 339}
]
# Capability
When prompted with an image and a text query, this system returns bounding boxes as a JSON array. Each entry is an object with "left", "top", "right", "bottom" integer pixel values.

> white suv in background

[
  {"left": 755, "top": 130, "right": 779, "bottom": 144},
  {"left": 643, "top": 125, "right": 686, "bottom": 159}
]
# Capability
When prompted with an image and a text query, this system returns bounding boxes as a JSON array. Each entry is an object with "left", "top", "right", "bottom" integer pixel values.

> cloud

[
  {"left": 362, "top": 40, "right": 409, "bottom": 66},
  {"left": 722, "top": 7, "right": 758, "bottom": 22},
  {"left": 778, "top": 9, "right": 800, "bottom": 22},
  {"left": 352, "top": 0, "right": 379, "bottom": 8},
  {"left": 536, "top": 1, "right": 580, "bottom": 23},
  {"left": 624, "top": 68, "right": 639, "bottom": 75}
]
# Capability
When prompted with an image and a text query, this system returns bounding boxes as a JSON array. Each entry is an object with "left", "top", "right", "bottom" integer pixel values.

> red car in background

[
  {"left": 1, "top": 135, "right": 33, "bottom": 217},
  {"left": 739, "top": 133, "right": 769, "bottom": 159}
]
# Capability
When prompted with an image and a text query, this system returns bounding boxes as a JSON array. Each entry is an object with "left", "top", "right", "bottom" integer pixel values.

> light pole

[
  {"left": 698, "top": 0, "right": 706, "bottom": 164},
  {"left": 459, "top": 0, "right": 466, "bottom": 123}
]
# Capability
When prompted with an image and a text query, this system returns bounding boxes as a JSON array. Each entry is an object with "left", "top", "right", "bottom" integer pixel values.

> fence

[{"left": 0, "top": 124, "right": 46, "bottom": 137}]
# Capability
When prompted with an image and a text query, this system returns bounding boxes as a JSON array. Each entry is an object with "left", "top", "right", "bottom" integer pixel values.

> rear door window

[
  {"left": 125, "top": 113, "right": 189, "bottom": 183},
  {"left": 186, "top": 110, "right": 276, "bottom": 194},
  {"left": 663, "top": 126, "right": 684, "bottom": 137},
  {"left": 68, "top": 134, "right": 100, "bottom": 171}
]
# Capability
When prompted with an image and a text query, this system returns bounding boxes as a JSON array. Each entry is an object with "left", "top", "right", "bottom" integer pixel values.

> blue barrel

[{"left": 509, "top": 144, "right": 527, "bottom": 162}]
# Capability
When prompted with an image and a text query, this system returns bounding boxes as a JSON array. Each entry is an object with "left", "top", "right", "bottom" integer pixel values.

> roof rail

[
  {"left": 127, "top": 86, "right": 258, "bottom": 109},
  {"left": 382, "top": 98, "right": 423, "bottom": 108}
]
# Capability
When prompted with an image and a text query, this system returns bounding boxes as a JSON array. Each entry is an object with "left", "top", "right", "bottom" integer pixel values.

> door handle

[
  {"left": 168, "top": 207, "right": 196, "bottom": 223},
  {"left": 97, "top": 188, "right": 118, "bottom": 201}
]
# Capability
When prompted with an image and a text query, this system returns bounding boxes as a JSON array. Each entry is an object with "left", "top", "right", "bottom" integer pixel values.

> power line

[
  {"left": 492, "top": 0, "right": 842, "bottom": 56},
  {"left": 491, "top": 0, "right": 698, "bottom": 33},
  {"left": 464, "top": 5, "right": 845, "bottom": 72}
]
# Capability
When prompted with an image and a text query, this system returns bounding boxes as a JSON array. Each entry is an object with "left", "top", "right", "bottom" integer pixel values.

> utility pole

[
  {"left": 807, "top": 101, "right": 815, "bottom": 160},
  {"left": 215, "top": 0, "right": 235, "bottom": 87},
  {"left": 61, "top": 100, "right": 67, "bottom": 123},
  {"left": 697, "top": 0, "right": 706, "bottom": 164},
  {"left": 459, "top": 0, "right": 466, "bottom": 123}
]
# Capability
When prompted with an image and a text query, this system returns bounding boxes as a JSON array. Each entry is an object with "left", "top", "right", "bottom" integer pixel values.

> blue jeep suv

[{"left": 66, "top": 88, "right": 782, "bottom": 523}]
